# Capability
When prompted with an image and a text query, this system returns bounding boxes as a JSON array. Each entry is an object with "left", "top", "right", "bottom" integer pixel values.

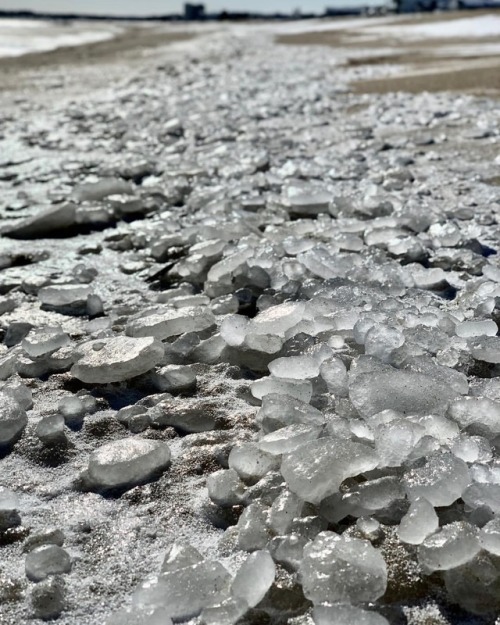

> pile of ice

[{"left": 3, "top": 17, "right": 500, "bottom": 625}]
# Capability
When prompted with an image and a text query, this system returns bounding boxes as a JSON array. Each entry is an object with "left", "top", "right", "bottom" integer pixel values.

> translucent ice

[
  {"left": 86, "top": 438, "right": 171, "bottom": 491},
  {"left": 300, "top": 532, "right": 387, "bottom": 604},
  {"left": 397, "top": 497, "right": 438, "bottom": 545},
  {"left": 231, "top": 550, "right": 275, "bottom": 607}
]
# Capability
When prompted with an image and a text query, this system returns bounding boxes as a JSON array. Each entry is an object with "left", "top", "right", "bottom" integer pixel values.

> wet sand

[{"left": 277, "top": 10, "right": 500, "bottom": 95}]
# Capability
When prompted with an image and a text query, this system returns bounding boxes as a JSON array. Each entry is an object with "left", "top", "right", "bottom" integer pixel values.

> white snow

[
  {"left": 0, "top": 18, "right": 120, "bottom": 58},
  {"left": 371, "top": 14, "right": 500, "bottom": 40}
]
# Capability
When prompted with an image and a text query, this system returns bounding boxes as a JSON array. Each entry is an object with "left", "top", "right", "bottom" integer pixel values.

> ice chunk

[
  {"left": 229, "top": 443, "right": 278, "bottom": 483},
  {"left": 313, "top": 604, "right": 389, "bottom": 625},
  {"left": 207, "top": 469, "right": 246, "bottom": 507},
  {"left": 250, "top": 302, "right": 305, "bottom": 337},
  {"left": 320, "top": 358, "right": 348, "bottom": 397},
  {"left": 0, "top": 392, "right": 27, "bottom": 448},
  {"left": 281, "top": 438, "right": 379, "bottom": 504},
  {"left": 374, "top": 419, "right": 425, "bottom": 467},
  {"left": 36, "top": 415, "right": 66, "bottom": 446},
  {"left": 269, "top": 491, "right": 304, "bottom": 535},
  {"left": 300, "top": 532, "right": 387, "bottom": 604},
  {"left": 256, "top": 393, "right": 325, "bottom": 433},
  {"left": 350, "top": 370, "right": 459, "bottom": 418},
  {"left": 469, "top": 336, "right": 500, "bottom": 363},
  {"left": 418, "top": 522, "right": 481, "bottom": 572},
  {"left": 444, "top": 553, "right": 500, "bottom": 615},
  {"left": 456, "top": 320, "right": 498, "bottom": 338},
  {"left": 480, "top": 517, "right": 500, "bottom": 556},
  {"left": 22, "top": 326, "right": 70, "bottom": 358},
  {"left": 251, "top": 377, "right": 313, "bottom": 403},
  {"left": 127, "top": 307, "right": 215, "bottom": 340},
  {"left": 236, "top": 502, "right": 270, "bottom": 551},
  {"left": 161, "top": 543, "right": 203, "bottom": 573},
  {"left": 38, "top": 284, "right": 93, "bottom": 314},
  {"left": 462, "top": 483, "right": 500, "bottom": 514},
  {"left": 403, "top": 453, "right": 470, "bottom": 506},
  {"left": 201, "top": 598, "right": 248, "bottom": 625},
  {"left": 231, "top": 550, "right": 275, "bottom": 607},
  {"left": 448, "top": 397, "right": 500, "bottom": 437},
  {"left": 4, "top": 203, "right": 76, "bottom": 239},
  {"left": 86, "top": 438, "right": 171, "bottom": 491},
  {"left": 363, "top": 324, "right": 405, "bottom": 363},
  {"left": 25, "top": 545, "right": 71, "bottom": 582},
  {"left": 397, "top": 497, "right": 438, "bottom": 545},
  {"left": 71, "top": 336, "right": 164, "bottom": 383},
  {"left": 268, "top": 355, "right": 320, "bottom": 380},
  {"left": 258, "top": 424, "right": 322, "bottom": 456},
  {"left": 132, "top": 561, "right": 231, "bottom": 620},
  {"left": 30, "top": 577, "right": 66, "bottom": 620},
  {"left": 269, "top": 534, "right": 307, "bottom": 570}
]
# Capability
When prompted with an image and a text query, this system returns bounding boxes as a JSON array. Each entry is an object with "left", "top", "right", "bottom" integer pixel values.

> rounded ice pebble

[
  {"left": 397, "top": 497, "right": 438, "bottom": 545},
  {"left": 231, "top": 550, "right": 276, "bottom": 608},
  {"left": 455, "top": 320, "right": 498, "bottom": 338},
  {"left": 71, "top": 336, "right": 164, "bottom": 383},
  {"left": 87, "top": 438, "right": 171, "bottom": 491},
  {"left": 0, "top": 392, "right": 27, "bottom": 448},
  {"left": 363, "top": 324, "right": 404, "bottom": 364},
  {"left": 229, "top": 443, "right": 278, "bottom": 483},
  {"left": 268, "top": 355, "right": 320, "bottom": 380},
  {"left": 30, "top": 577, "right": 65, "bottom": 619},
  {"left": 25, "top": 545, "right": 72, "bottom": 582},
  {"left": 403, "top": 453, "right": 470, "bottom": 507},
  {"left": 480, "top": 517, "right": 500, "bottom": 556},
  {"left": 107, "top": 606, "right": 173, "bottom": 625},
  {"left": 22, "top": 326, "right": 70, "bottom": 358},
  {"left": 300, "top": 532, "right": 387, "bottom": 604},
  {"left": 251, "top": 377, "right": 313, "bottom": 403},
  {"left": 418, "top": 522, "right": 481, "bottom": 572},
  {"left": 313, "top": 603, "right": 389, "bottom": 625}
]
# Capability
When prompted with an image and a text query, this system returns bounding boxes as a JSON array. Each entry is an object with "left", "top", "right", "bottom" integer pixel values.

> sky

[{"left": 0, "top": 0, "right": 349, "bottom": 15}]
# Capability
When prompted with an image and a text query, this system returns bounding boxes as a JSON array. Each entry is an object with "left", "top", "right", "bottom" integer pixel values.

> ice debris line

[{"left": 3, "top": 24, "right": 500, "bottom": 625}]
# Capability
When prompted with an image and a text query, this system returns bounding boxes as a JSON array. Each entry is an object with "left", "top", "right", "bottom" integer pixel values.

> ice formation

[{"left": 3, "top": 15, "right": 500, "bottom": 625}]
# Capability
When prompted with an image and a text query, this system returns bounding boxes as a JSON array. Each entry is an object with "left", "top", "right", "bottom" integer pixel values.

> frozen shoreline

[{"left": 0, "top": 18, "right": 122, "bottom": 58}]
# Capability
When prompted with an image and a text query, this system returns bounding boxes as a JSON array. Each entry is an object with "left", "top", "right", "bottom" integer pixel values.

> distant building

[{"left": 184, "top": 3, "right": 205, "bottom": 20}]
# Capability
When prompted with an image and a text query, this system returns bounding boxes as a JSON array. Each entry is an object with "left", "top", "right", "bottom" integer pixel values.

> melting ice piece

[
  {"left": 3, "top": 203, "right": 77, "bottom": 239},
  {"left": 269, "top": 491, "right": 304, "bottom": 535},
  {"left": 256, "top": 393, "right": 325, "bottom": 433},
  {"left": 132, "top": 561, "right": 231, "bottom": 620},
  {"left": 469, "top": 337, "right": 500, "bottom": 363},
  {"left": 161, "top": 543, "right": 203, "bottom": 573},
  {"left": 0, "top": 392, "right": 27, "bottom": 448},
  {"left": 71, "top": 336, "right": 164, "bottom": 383},
  {"left": 250, "top": 302, "right": 305, "bottom": 338},
  {"left": 236, "top": 502, "right": 269, "bottom": 551},
  {"left": 397, "top": 497, "right": 438, "bottom": 545},
  {"left": 462, "top": 482, "right": 500, "bottom": 514},
  {"left": 207, "top": 469, "right": 246, "bottom": 507},
  {"left": 229, "top": 443, "right": 278, "bottom": 482},
  {"left": 150, "top": 365, "right": 196, "bottom": 393},
  {"left": 480, "top": 517, "right": 500, "bottom": 556},
  {"left": 268, "top": 355, "right": 320, "bottom": 380},
  {"left": 231, "top": 550, "right": 275, "bottom": 608},
  {"left": 418, "top": 522, "right": 481, "bottom": 572},
  {"left": 349, "top": 370, "right": 459, "bottom": 418},
  {"left": 258, "top": 424, "right": 323, "bottom": 456},
  {"left": 38, "top": 284, "right": 93, "bottom": 313},
  {"left": 86, "top": 438, "right": 171, "bottom": 491},
  {"left": 403, "top": 453, "right": 470, "bottom": 507},
  {"left": 300, "top": 532, "right": 387, "bottom": 604},
  {"left": 251, "top": 377, "right": 313, "bottom": 403},
  {"left": 363, "top": 325, "right": 405, "bottom": 364},
  {"left": 25, "top": 545, "right": 72, "bottom": 582},
  {"left": 22, "top": 326, "right": 70, "bottom": 358},
  {"left": 448, "top": 397, "right": 500, "bottom": 437},
  {"left": 201, "top": 598, "right": 248, "bottom": 625},
  {"left": 127, "top": 307, "right": 215, "bottom": 340},
  {"left": 456, "top": 320, "right": 498, "bottom": 338},
  {"left": 313, "top": 604, "right": 389, "bottom": 625},
  {"left": 281, "top": 438, "right": 379, "bottom": 504}
]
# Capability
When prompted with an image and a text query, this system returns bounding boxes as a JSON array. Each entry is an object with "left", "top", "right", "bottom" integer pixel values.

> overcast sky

[{"left": 0, "top": 0, "right": 354, "bottom": 15}]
